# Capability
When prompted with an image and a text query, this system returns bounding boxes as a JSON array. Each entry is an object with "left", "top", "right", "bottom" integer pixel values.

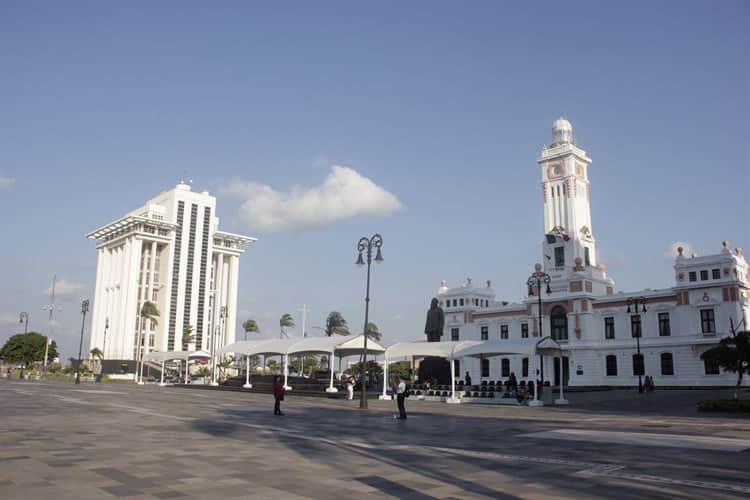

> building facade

[
  {"left": 87, "top": 183, "right": 256, "bottom": 373},
  {"left": 439, "top": 119, "right": 749, "bottom": 387}
]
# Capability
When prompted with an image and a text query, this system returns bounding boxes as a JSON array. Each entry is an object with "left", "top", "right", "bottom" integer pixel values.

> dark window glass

[
  {"left": 451, "top": 328, "right": 459, "bottom": 341},
  {"left": 452, "top": 299, "right": 457, "bottom": 307},
  {"left": 584, "top": 247, "right": 591, "bottom": 266},
  {"left": 444, "top": 301, "right": 449, "bottom": 309},
  {"left": 661, "top": 353, "right": 674, "bottom": 375},
  {"left": 632, "top": 354, "right": 644, "bottom": 376},
  {"left": 630, "top": 315, "right": 642, "bottom": 338},
  {"left": 704, "top": 357, "right": 720, "bottom": 375},
  {"left": 555, "top": 246, "right": 565, "bottom": 268},
  {"left": 606, "top": 355, "right": 617, "bottom": 376},
  {"left": 701, "top": 309, "right": 715, "bottom": 333},
  {"left": 480, "top": 326, "right": 488, "bottom": 341},
  {"left": 501, "top": 359, "right": 510, "bottom": 377},
  {"left": 522, "top": 358, "right": 529, "bottom": 377},
  {"left": 658, "top": 313, "right": 670, "bottom": 336},
  {"left": 551, "top": 306, "right": 568, "bottom": 340},
  {"left": 712, "top": 268, "right": 720, "bottom": 280},
  {"left": 454, "top": 359, "right": 460, "bottom": 377},
  {"left": 521, "top": 323, "right": 529, "bottom": 338},
  {"left": 689, "top": 271, "right": 697, "bottom": 282},
  {"left": 604, "top": 317, "right": 615, "bottom": 339},
  {"left": 481, "top": 358, "right": 490, "bottom": 377},
  {"left": 460, "top": 298, "right": 464, "bottom": 306},
  {"left": 500, "top": 325, "right": 509, "bottom": 339},
  {"left": 700, "top": 270, "right": 708, "bottom": 281}
]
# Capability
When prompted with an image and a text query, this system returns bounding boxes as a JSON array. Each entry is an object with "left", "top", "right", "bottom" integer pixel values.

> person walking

[
  {"left": 346, "top": 375, "right": 355, "bottom": 400},
  {"left": 395, "top": 376, "right": 408, "bottom": 420},
  {"left": 273, "top": 375, "right": 285, "bottom": 416},
  {"left": 464, "top": 371, "right": 472, "bottom": 387}
]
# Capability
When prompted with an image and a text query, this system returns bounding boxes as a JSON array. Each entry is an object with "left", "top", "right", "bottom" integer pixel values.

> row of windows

[
  {"left": 605, "top": 353, "right": 720, "bottom": 376},
  {"left": 466, "top": 323, "right": 532, "bottom": 342},
  {"left": 444, "top": 298, "right": 490, "bottom": 309},
  {"left": 479, "top": 357, "right": 530, "bottom": 378},
  {"left": 689, "top": 268, "right": 722, "bottom": 282},
  {"left": 603, "top": 309, "right": 715, "bottom": 339}
]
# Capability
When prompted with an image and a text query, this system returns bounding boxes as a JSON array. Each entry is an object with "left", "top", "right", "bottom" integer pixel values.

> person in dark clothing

[
  {"left": 464, "top": 371, "right": 472, "bottom": 386},
  {"left": 395, "top": 376, "right": 408, "bottom": 419},
  {"left": 273, "top": 375, "right": 285, "bottom": 416},
  {"left": 508, "top": 372, "right": 518, "bottom": 393}
]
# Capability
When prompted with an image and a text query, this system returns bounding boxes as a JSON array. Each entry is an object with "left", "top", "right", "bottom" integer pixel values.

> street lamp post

[
  {"left": 75, "top": 300, "right": 89, "bottom": 385},
  {"left": 355, "top": 233, "right": 383, "bottom": 410},
  {"left": 19, "top": 312, "right": 28, "bottom": 334},
  {"left": 626, "top": 296, "right": 647, "bottom": 394},
  {"left": 102, "top": 317, "right": 109, "bottom": 375},
  {"left": 527, "top": 263, "right": 551, "bottom": 406}
]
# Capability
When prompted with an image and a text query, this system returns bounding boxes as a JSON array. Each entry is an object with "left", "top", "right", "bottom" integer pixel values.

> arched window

[
  {"left": 550, "top": 306, "right": 568, "bottom": 341},
  {"left": 661, "top": 352, "right": 674, "bottom": 376},
  {"left": 481, "top": 358, "right": 490, "bottom": 378},
  {"left": 606, "top": 355, "right": 617, "bottom": 376},
  {"left": 501, "top": 359, "right": 510, "bottom": 377}
]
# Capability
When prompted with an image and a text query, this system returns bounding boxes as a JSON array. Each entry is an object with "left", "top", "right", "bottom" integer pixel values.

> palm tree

[
  {"left": 182, "top": 324, "right": 196, "bottom": 350},
  {"left": 90, "top": 347, "right": 104, "bottom": 359},
  {"left": 242, "top": 319, "right": 259, "bottom": 341},
  {"left": 279, "top": 313, "right": 295, "bottom": 339},
  {"left": 325, "top": 311, "right": 350, "bottom": 337},
  {"left": 136, "top": 301, "right": 160, "bottom": 382},
  {"left": 365, "top": 322, "right": 382, "bottom": 342}
]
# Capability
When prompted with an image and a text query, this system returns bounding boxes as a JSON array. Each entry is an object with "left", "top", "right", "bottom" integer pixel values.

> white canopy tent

[
  {"left": 382, "top": 341, "right": 482, "bottom": 401},
  {"left": 217, "top": 335, "right": 386, "bottom": 391},
  {"left": 382, "top": 338, "right": 567, "bottom": 404},
  {"left": 142, "top": 350, "right": 212, "bottom": 385},
  {"left": 454, "top": 337, "right": 567, "bottom": 405}
]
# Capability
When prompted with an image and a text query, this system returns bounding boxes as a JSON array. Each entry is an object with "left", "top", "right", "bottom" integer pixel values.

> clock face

[{"left": 547, "top": 165, "right": 563, "bottom": 179}]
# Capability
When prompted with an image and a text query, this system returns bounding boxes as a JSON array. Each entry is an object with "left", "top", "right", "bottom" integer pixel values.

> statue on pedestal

[{"left": 424, "top": 298, "right": 445, "bottom": 343}]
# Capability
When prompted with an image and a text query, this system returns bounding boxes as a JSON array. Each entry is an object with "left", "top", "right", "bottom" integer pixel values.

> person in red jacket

[{"left": 273, "top": 375, "right": 285, "bottom": 416}]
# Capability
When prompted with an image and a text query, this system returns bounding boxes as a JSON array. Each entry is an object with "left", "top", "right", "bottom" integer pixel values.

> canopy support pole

[
  {"left": 529, "top": 353, "right": 544, "bottom": 407},
  {"left": 555, "top": 353, "right": 568, "bottom": 405},
  {"left": 243, "top": 355, "right": 252, "bottom": 388},
  {"left": 159, "top": 360, "right": 166, "bottom": 386},
  {"left": 326, "top": 349, "right": 338, "bottom": 393},
  {"left": 283, "top": 354, "right": 291, "bottom": 390},
  {"left": 184, "top": 360, "right": 189, "bottom": 384},
  {"left": 379, "top": 357, "right": 390, "bottom": 399},
  {"left": 447, "top": 358, "right": 460, "bottom": 403}
]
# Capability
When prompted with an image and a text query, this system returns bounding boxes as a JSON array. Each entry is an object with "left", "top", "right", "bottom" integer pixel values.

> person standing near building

[
  {"left": 464, "top": 371, "right": 472, "bottom": 387},
  {"left": 273, "top": 375, "right": 285, "bottom": 416},
  {"left": 395, "top": 376, "right": 408, "bottom": 420}
]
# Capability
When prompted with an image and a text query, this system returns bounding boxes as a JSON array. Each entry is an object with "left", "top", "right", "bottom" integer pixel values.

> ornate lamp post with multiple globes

[
  {"left": 355, "top": 234, "right": 383, "bottom": 410},
  {"left": 527, "top": 263, "right": 551, "bottom": 406},
  {"left": 75, "top": 299, "right": 89, "bottom": 384},
  {"left": 626, "top": 296, "right": 647, "bottom": 393}
]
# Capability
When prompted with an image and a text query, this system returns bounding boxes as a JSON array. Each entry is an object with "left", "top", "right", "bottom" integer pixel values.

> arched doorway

[{"left": 550, "top": 305, "right": 568, "bottom": 341}]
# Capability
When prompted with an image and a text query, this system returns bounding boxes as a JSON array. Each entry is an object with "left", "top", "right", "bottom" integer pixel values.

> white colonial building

[
  {"left": 86, "top": 182, "right": 256, "bottom": 373},
  {"left": 438, "top": 118, "right": 749, "bottom": 388}
]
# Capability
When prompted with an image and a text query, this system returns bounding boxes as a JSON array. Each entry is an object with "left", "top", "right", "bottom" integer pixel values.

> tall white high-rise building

[{"left": 86, "top": 182, "right": 256, "bottom": 373}]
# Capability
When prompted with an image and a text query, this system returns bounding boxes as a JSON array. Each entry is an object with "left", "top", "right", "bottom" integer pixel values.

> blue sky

[{"left": 1, "top": 1, "right": 748, "bottom": 360}]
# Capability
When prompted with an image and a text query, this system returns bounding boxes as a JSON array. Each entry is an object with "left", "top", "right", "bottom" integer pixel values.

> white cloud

[
  {"left": 0, "top": 176, "right": 14, "bottom": 188},
  {"left": 665, "top": 241, "right": 694, "bottom": 259},
  {"left": 222, "top": 166, "right": 402, "bottom": 231},
  {"left": 45, "top": 279, "right": 84, "bottom": 301}
]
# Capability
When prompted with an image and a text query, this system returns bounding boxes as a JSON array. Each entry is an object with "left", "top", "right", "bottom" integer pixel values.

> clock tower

[{"left": 537, "top": 118, "right": 597, "bottom": 274}]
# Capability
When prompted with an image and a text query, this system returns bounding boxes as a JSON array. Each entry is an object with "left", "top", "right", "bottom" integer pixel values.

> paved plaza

[{"left": 1, "top": 381, "right": 749, "bottom": 499}]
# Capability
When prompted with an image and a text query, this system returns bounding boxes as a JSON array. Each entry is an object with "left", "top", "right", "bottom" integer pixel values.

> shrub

[
  {"left": 697, "top": 399, "right": 750, "bottom": 413},
  {"left": 47, "top": 362, "right": 62, "bottom": 373}
]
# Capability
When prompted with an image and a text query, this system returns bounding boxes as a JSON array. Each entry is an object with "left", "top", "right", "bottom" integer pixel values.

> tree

[
  {"left": 90, "top": 347, "right": 104, "bottom": 360},
  {"left": 266, "top": 359, "right": 280, "bottom": 373},
  {"left": 218, "top": 355, "right": 234, "bottom": 381},
  {"left": 0, "top": 332, "right": 58, "bottom": 367},
  {"left": 279, "top": 313, "right": 295, "bottom": 339},
  {"left": 365, "top": 322, "right": 382, "bottom": 342},
  {"left": 182, "top": 324, "right": 196, "bottom": 349},
  {"left": 136, "top": 301, "right": 160, "bottom": 381},
  {"left": 325, "top": 312, "right": 350, "bottom": 337},
  {"left": 242, "top": 319, "right": 259, "bottom": 340},
  {"left": 701, "top": 326, "right": 750, "bottom": 401}
]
